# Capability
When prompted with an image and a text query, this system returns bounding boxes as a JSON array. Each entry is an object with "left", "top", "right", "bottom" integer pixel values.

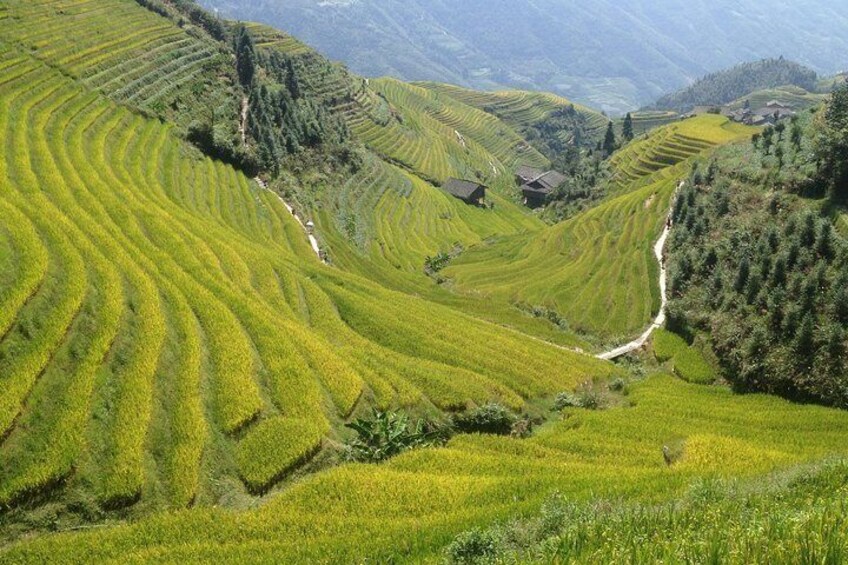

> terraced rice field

[
  {"left": 344, "top": 79, "right": 530, "bottom": 184},
  {"left": 419, "top": 82, "right": 610, "bottom": 140},
  {"left": 3, "top": 2, "right": 848, "bottom": 562},
  {"left": 726, "top": 85, "right": 827, "bottom": 111},
  {"left": 444, "top": 116, "right": 754, "bottom": 342},
  {"left": 0, "top": 21, "right": 612, "bottom": 511},
  {"left": 627, "top": 111, "right": 679, "bottom": 136},
  {"left": 242, "top": 22, "right": 310, "bottom": 55},
  {"left": 5, "top": 373, "right": 848, "bottom": 562},
  {"left": 2, "top": 0, "right": 235, "bottom": 122}
]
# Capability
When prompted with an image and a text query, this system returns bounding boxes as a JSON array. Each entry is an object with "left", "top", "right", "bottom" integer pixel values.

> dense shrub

[
  {"left": 666, "top": 114, "right": 848, "bottom": 405},
  {"left": 344, "top": 410, "right": 447, "bottom": 463},
  {"left": 446, "top": 528, "right": 499, "bottom": 565},
  {"left": 453, "top": 404, "right": 516, "bottom": 436}
]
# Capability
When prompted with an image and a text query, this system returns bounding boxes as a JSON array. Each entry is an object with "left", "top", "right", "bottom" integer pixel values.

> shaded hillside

[
  {"left": 650, "top": 58, "right": 819, "bottom": 112},
  {"left": 200, "top": 0, "right": 848, "bottom": 113}
]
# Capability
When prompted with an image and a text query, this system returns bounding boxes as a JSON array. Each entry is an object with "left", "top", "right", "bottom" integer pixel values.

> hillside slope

[
  {"left": 650, "top": 58, "right": 819, "bottom": 112},
  {"left": 3, "top": 1, "right": 848, "bottom": 562},
  {"left": 200, "top": 0, "right": 848, "bottom": 113},
  {"left": 443, "top": 115, "right": 752, "bottom": 342},
  {"left": 0, "top": 0, "right": 612, "bottom": 521}
]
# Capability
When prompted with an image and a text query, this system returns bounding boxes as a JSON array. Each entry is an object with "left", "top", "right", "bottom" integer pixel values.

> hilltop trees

[
  {"left": 651, "top": 58, "right": 818, "bottom": 113},
  {"left": 814, "top": 84, "right": 848, "bottom": 201},
  {"left": 622, "top": 113, "right": 634, "bottom": 142},
  {"left": 234, "top": 25, "right": 256, "bottom": 87},
  {"left": 667, "top": 160, "right": 848, "bottom": 407},
  {"left": 603, "top": 121, "right": 617, "bottom": 155}
]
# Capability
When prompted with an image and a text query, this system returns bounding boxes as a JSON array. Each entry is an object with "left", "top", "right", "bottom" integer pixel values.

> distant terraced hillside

[
  {"left": 444, "top": 115, "right": 753, "bottom": 342},
  {"left": 420, "top": 82, "right": 609, "bottom": 143},
  {"left": 2, "top": 0, "right": 240, "bottom": 131}
]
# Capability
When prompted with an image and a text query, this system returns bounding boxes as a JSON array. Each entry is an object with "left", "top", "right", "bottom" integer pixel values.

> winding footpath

[
  {"left": 255, "top": 177, "right": 325, "bottom": 262},
  {"left": 596, "top": 181, "right": 683, "bottom": 361}
]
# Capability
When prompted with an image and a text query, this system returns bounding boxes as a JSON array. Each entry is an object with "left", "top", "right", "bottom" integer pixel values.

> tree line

[{"left": 666, "top": 88, "right": 848, "bottom": 406}]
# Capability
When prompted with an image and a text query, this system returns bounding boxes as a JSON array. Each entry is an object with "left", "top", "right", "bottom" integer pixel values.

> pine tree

[
  {"left": 603, "top": 121, "right": 616, "bottom": 156},
  {"left": 734, "top": 256, "right": 750, "bottom": 293},
  {"left": 234, "top": 26, "right": 256, "bottom": 88},
  {"left": 622, "top": 113, "right": 634, "bottom": 141}
]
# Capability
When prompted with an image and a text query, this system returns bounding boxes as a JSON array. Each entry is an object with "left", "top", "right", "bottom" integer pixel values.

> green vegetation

[
  {"left": 344, "top": 410, "right": 447, "bottom": 463},
  {"left": 652, "top": 329, "right": 715, "bottom": 385},
  {"left": 0, "top": 0, "right": 618, "bottom": 529},
  {"left": 5, "top": 374, "right": 848, "bottom": 561},
  {"left": 446, "top": 461, "right": 848, "bottom": 564},
  {"left": 2, "top": 0, "right": 848, "bottom": 562},
  {"left": 667, "top": 105, "right": 848, "bottom": 406},
  {"left": 444, "top": 116, "right": 752, "bottom": 342},
  {"left": 651, "top": 58, "right": 819, "bottom": 112}
]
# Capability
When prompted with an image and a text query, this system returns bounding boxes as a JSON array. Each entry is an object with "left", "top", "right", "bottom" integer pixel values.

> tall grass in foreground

[{"left": 447, "top": 461, "right": 848, "bottom": 564}]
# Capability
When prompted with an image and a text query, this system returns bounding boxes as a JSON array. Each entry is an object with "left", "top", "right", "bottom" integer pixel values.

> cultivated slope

[
  {"left": 5, "top": 374, "right": 848, "bottom": 561},
  {"left": 0, "top": 3, "right": 612, "bottom": 514},
  {"left": 444, "top": 116, "right": 753, "bottom": 342}
]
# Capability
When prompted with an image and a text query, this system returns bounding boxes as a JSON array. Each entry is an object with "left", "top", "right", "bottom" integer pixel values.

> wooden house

[
  {"left": 442, "top": 178, "right": 487, "bottom": 205},
  {"left": 521, "top": 171, "right": 566, "bottom": 208},
  {"left": 515, "top": 165, "right": 545, "bottom": 186}
]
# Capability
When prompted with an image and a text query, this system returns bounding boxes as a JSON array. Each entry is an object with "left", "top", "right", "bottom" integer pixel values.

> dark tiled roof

[
  {"left": 443, "top": 178, "right": 486, "bottom": 200},
  {"left": 516, "top": 165, "right": 545, "bottom": 181},
  {"left": 536, "top": 171, "right": 566, "bottom": 190},
  {"left": 523, "top": 171, "right": 567, "bottom": 194}
]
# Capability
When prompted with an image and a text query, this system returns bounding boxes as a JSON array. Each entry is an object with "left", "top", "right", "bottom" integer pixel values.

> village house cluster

[{"left": 684, "top": 100, "right": 797, "bottom": 126}]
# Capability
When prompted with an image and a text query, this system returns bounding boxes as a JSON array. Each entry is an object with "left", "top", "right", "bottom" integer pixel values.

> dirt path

[
  {"left": 596, "top": 181, "right": 683, "bottom": 361},
  {"left": 255, "top": 177, "right": 324, "bottom": 262},
  {"left": 239, "top": 96, "right": 249, "bottom": 145}
]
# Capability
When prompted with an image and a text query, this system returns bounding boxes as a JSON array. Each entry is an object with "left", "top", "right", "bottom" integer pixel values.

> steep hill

[
  {"left": 199, "top": 0, "right": 848, "bottom": 113},
  {"left": 650, "top": 58, "right": 819, "bottom": 112},
  {"left": 3, "top": 0, "right": 848, "bottom": 562},
  {"left": 0, "top": 0, "right": 609, "bottom": 523}
]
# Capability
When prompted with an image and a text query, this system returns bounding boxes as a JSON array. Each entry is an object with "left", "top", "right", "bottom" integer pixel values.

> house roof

[
  {"left": 443, "top": 178, "right": 486, "bottom": 200},
  {"left": 533, "top": 171, "right": 567, "bottom": 191},
  {"left": 516, "top": 165, "right": 545, "bottom": 181}
]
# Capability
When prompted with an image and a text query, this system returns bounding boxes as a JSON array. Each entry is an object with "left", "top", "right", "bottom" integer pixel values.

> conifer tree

[
  {"left": 622, "top": 113, "right": 634, "bottom": 141},
  {"left": 603, "top": 121, "right": 616, "bottom": 156}
]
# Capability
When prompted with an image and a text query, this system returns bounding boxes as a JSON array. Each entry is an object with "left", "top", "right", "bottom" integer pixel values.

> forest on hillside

[
  {"left": 650, "top": 58, "right": 819, "bottom": 112},
  {"left": 666, "top": 87, "right": 848, "bottom": 406},
  {"left": 201, "top": 0, "right": 848, "bottom": 113}
]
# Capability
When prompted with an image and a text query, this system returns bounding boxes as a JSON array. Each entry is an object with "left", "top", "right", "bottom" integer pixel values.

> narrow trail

[
  {"left": 596, "top": 180, "right": 683, "bottom": 361},
  {"left": 255, "top": 177, "right": 324, "bottom": 262},
  {"left": 239, "top": 96, "right": 248, "bottom": 145}
]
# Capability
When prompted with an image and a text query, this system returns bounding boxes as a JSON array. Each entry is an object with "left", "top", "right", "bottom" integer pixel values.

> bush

[
  {"left": 608, "top": 377, "right": 627, "bottom": 392},
  {"left": 553, "top": 386, "right": 606, "bottom": 411},
  {"left": 553, "top": 392, "right": 581, "bottom": 411},
  {"left": 446, "top": 528, "right": 500, "bottom": 564},
  {"left": 344, "top": 410, "right": 446, "bottom": 463},
  {"left": 453, "top": 404, "right": 516, "bottom": 436}
]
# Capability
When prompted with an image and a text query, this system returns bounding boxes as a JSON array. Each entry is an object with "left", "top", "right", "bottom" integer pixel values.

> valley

[{"left": 1, "top": 0, "right": 848, "bottom": 562}]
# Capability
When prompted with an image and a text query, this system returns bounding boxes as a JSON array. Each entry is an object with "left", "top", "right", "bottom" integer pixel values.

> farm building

[
  {"left": 521, "top": 170, "right": 567, "bottom": 207},
  {"left": 442, "top": 178, "right": 487, "bottom": 205},
  {"left": 515, "top": 165, "right": 545, "bottom": 185},
  {"left": 725, "top": 100, "right": 795, "bottom": 126}
]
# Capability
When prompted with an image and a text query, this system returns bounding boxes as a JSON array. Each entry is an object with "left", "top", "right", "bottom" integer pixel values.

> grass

[
  {"left": 445, "top": 461, "right": 848, "bottom": 563},
  {"left": 5, "top": 374, "right": 848, "bottom": 562},
  {"left": 652, "top": 329, "right": 715, "bottom": 384}
]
